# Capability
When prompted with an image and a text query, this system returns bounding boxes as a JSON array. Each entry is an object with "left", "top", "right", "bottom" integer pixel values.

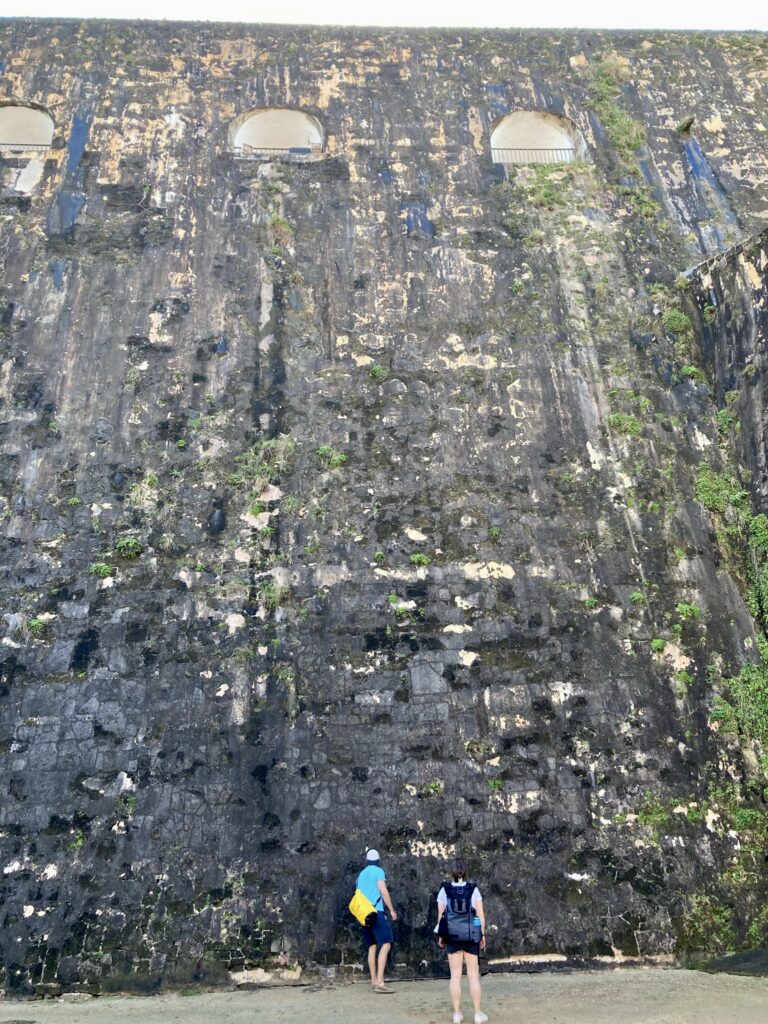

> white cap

[{"left": 366, "top": 849, "right": 380, "bottom": 861}]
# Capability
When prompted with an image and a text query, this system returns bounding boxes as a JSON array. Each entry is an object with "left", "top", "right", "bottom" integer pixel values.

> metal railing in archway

[
  {"left": 491, "top": 147, "right": 575, "bottom": 165},
  {"left": 231, "top": 144, "right": 324, "bottom": 161},
  {"left": 0, "top": 142, "right": 52, "bottom": 155}
]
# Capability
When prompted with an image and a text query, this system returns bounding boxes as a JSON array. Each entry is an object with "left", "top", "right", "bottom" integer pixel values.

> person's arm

[
  {"left": 378, "top": 879, "right": 397, "bottom": 920},
  {"left": 475, "top": 897, "right": 486, "bottom": 950},
  {"left": 436, "top": 899, "right": 446, "bottom": 947}
]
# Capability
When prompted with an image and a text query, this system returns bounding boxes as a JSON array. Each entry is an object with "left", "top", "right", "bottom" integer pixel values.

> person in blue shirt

[{"left": 356, "top": 848, "right": 398, "bottom": 993}]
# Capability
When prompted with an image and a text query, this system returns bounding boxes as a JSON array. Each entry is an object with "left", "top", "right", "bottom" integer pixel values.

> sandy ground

[{"left": 0, "top": 969, "right": 767, "bottom": 1024}]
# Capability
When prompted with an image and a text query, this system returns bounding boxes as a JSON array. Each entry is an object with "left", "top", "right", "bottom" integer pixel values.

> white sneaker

[
  {"left": 474, "top": 1014, "right": 489, "bottom": 1024},
  {"left": 452, "top": 1014, "right": 464, "bottom": 1024}
]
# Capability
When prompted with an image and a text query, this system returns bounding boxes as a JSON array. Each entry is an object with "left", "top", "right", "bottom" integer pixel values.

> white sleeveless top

[{"left": 437, "top": 881, "right": 482, "bottom": 908}]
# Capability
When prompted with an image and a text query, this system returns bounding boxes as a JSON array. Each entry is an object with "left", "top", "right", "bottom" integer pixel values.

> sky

[{"left": 1, "top": 0, "right": 766, "bottom": 31}]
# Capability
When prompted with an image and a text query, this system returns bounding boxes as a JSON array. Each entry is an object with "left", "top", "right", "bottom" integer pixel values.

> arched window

[
  {"left": 490, "top": 111, "right": 585, "bottom": 166},
  {"left": 0, "top": 104, "right": 54, "bottom": 154},
  {"left": 229, "top": 108, "right": 324, "bottom": 160}
]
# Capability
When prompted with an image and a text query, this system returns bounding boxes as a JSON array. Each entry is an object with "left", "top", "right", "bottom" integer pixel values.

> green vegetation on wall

[{"left": 696, "top": 466, "right": 768, "bottom": 769}]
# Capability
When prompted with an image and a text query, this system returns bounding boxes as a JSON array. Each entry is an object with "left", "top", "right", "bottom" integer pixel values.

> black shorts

[{"left": 446, "top": 939, "right": 480, "bottom": 956}]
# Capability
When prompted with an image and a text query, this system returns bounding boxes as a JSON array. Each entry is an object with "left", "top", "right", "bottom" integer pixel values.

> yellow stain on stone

[
  {"left": 449, "top": 204, "right": 484, "bottom": 220},
  {"left": 226, "top": 614, "right": 246, "bottom": 635},
  {"left": 436, "top": 350, "right": 498, "bottom": 371},
  {"left": 374, "top": 567, "right": 427, "bottom": 582},
  {"left": 409, "top": 839, "right": 456, "bottom": 858},
  {"left": 404, "top": 527, "right": 428, "bottom": 542},
  {"left": 431, "top": 244, "right": 494, "bottom": 289},
  {"left": 462, "top": 561, "right": 516, "bottom": 581},
  {"left": 489, "top": 789, "right": 541, "bottom": 813},
  {"left": 703, "top": 113, "right": 726, "bottom": 133},
  {"left": 430, "top": 121, "right": 447, "bottom": 148},
  {"left": 217, "top": 39, "right": 260, "bottom": 61},
  {"left": 168, "top": 271, "right": 194, "bottom": 290},
  {"left": 741, "top": 256, "right": 763, "bottom": 290},
  {"left": 316, "top": 66, "right": 344, "bottom": 108},
  {"left": 467, "top": 107, "right": 485, "bottom": 154},
  {"left": 158, "top": 80, "right": 195, "bottom": 107},
  {"left": 660, "top": 641, "right": 692, "bottom": 672}
]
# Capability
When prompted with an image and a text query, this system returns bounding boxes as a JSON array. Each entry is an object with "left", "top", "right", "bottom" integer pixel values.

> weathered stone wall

[
  {"left": 1, "top": 19, "right": 768, "bottom": 996},
  {"left": 684, "top": 229, "right": 768, "bottom": 508}
]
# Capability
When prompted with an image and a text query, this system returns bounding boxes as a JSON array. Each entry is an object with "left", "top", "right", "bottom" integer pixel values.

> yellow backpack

[{"left": 349, "top": 888, "right": 378, "bottom": 927}]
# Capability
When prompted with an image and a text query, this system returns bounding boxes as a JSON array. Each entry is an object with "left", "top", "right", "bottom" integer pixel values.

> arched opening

[
  {"left": 490, "top": 111, "right": 585, "bottom": 166},
  {"left": 0, "top": 104, "right": 54, "bottom": 154},
  {"left": 229, "top": 108, "right": 324, "bottom": 160}
]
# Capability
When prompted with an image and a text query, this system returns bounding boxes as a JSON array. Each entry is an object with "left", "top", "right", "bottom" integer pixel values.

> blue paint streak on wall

[
  {"left": 684, "top": 137, "right": 713, "bottom": 184},
  {"left": 548, "top": 95, "right": 566, "bottom": 117},
  {"left": 636, "top": 154, "right": 666, "bottom": 207},
  {"left": 490, "top": 163, "right": 506, "bottom": 184},
  {"left": 587, "top": 112, "right": 610, "bottom": 150},
  {"left": 531, "top": 76, "right": 563, "bottom": 118},
  {"left": 683, "top": 137, "right": 740, "bottom": 231},
  {"left": 49, "top": 191, "right": 86, "bottom": 235},
  {"left": 379, "top": 168, "right": 394, "bottom": 184},
  {"left": 485, "top": 83, "right": 509, "bottom": 118},
  {"left": 636, "top": 153, "right": 655, "bottom": 187},
  {"left": 0, "top": 61, "right": 6, "bottom": 73},
  {"left": 51, "top": 260, "right": 66, "bottom": 290},
  {"left": 583, "top": 207, "right": 605, "bottom": 225},
  {"left": 399, "top": 202, "right": 434, "bottom": 238},
  {"left": 66, "top": 110, "right": 92, "bottom": 176}
]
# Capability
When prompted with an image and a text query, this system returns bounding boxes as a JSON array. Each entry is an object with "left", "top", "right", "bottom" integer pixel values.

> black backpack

[{"left": 442, "top": 881, "right": 482, "bottom": 942}]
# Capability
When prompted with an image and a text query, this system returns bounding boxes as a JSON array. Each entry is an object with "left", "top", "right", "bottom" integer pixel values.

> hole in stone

[
  {"left": 70, "top": 629, "right": 98, "bottom": 671},
  {"left": 229, "top": 108, "right": 324, "bottom": 160},
  {"left": 0, "top": 103, "right": 54, "bottom": 154},
  {"left": 490, "top": 111, "right": 586, "bottom": 165}
]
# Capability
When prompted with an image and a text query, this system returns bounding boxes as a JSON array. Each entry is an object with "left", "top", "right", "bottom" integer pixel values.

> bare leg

[
  {"left": 367, "top": 944, "right": 377, "bottom": 987},
  {"left": 448, "top": 951, "right": 465, "bottom": 1013},
  {"left": 376, "top": 941, "right": 391, "bottom": 986},
  {"left": 465, "top": 953, "right": 482, "bottom": 1013}
]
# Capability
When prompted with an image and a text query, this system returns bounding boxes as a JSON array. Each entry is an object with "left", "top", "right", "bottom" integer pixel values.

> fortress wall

[{"left": 0, "top": 20, "right": 768, "bottom": 995}]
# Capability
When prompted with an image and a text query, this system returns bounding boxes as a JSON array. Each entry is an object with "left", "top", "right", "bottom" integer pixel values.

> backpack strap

[{"left": 444, "top": 881, "right": 474, "bottom": 902}]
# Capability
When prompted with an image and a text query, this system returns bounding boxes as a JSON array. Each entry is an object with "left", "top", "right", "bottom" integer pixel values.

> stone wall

[
  {"left": 684, "top": 229, "right": 768, "bottom": 507},
  {"left": 1, "top": 19, "right": 768, "bottom": 996}
]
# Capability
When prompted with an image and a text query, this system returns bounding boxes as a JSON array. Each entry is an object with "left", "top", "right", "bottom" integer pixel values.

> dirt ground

[{"left": 0, "top": 969, "right": 767, "bottom": 1024}]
